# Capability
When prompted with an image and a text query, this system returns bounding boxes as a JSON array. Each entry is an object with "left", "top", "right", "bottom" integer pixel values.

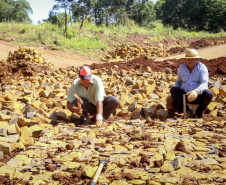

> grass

[{"left": 0, "top": 20, "right": 225, "bottom": 57}]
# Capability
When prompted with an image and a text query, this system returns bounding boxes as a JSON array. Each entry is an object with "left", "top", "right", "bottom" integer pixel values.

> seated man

[
  {"left": 67, "top": 66, "right": 120, "bottom": 127},
  {"left": 168, "top": 48, "right": 213, "bottom": 118}
]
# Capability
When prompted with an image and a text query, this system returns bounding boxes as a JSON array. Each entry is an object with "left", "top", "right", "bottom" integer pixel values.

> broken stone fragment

[
  {"left": 219, "top": 85, "right": 226, "bottom": 97},
  {"left": 0, "top": 121, "right": 8, "bottom": 137},
  {"left": 82, "top": 165, "right": 98, "bottom": 178},
  {"left": 0, "top": 113, "right": 12, "bottom": 121},
  {"left": 160, "top": 161, "right": 175, "bottom": 172},
  {"left": 19, "top": 126, "right": 34, "bottom": 146},
  {"left": 11, "top": 142, "right": 25, "bottom": 152},
  {"left": 163, "top": 151, "right": 175, "bottom": 161},
  {"left": 29, "top": 125, "right": 43, "bottom": 138},
  {"left": 18, "top": 117, "right": 30, "bottom": 127},
  {"left": 207, "top": 102, "right": 218, "bottom": 111},
  {"left": 110, "top": 180, "right": 128, "bottom": 185},
  {"left": 0, "top": 151, "right": 3, "bottom": 159}
]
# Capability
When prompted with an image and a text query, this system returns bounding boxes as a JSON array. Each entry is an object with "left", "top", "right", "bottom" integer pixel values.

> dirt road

[
  {"left": 0, "top": 40, "right": 226, "bottom": 68},
  {"left": 0, "top": 40, "right": 99, "bottom": 68},
  {"left": 156, "top": 44, "right": 226, "bottom": 61}
]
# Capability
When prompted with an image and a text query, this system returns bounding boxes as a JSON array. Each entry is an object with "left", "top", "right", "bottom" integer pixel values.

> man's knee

[
  {"left": 170, "top": 87, "right": 180, "bottom": 96},
  {"left": 202, "top": 89, "right": 213, "bottom": 100},
  {"left": 111, "top": 96, "right": 120, "bottom": 108}
]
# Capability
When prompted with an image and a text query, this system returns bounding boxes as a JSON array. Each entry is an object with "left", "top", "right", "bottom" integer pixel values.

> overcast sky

[{"left": 27, "top": 0, "right": 158, "bottom": 24}]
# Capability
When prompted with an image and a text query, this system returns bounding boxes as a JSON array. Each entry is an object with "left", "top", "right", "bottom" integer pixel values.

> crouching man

[
  {"left": 168, "top": 48, "right": 213, "bottom": 118},
  {"left": 67, "top": 66, "right": 120, "bottom": 127}
]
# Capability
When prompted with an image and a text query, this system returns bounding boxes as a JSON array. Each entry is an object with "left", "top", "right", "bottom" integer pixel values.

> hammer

[
  {"left": 73, "top": 93, "right": 83, "bottom": 116},
  {"left": 90, "top": 153, "right": 110, "bottom": 185},
  {"left": 183, "top": 94, "right": 186, "bottom": 119}
]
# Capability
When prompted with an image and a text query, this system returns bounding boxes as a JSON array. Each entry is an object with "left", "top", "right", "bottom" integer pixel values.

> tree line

[{"left": 0, "top": 0, "right": 225, "bottom": 33}]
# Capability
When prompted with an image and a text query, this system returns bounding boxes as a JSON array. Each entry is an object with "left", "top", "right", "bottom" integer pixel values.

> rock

[
  {"left": 29, "top": 125, "right": 43, "bottom": 138},
  {"left": 19, "top": 126, "right": 34, "bottom": 146},
  {"left": 163, "top": 151, "right": 175, "bottom": 161},
  {"left": 82, "top": 165, "right": 98, "bottom": 178},
  {"left": 0, "top": 113, "right": 12, "bottom": 121},
  {"left": 0, "top": 151, "right": 3, "bottom": 159},
  {"left": 219, "top": 85, "right": 226, "bottom": 97},
  {"left": 160, "top": 161, "right": 175, "bottom": 172},
  {"left": 18, "top": 117, "right": 30, "bottom": 127},
  {"left": 157, "top": 109, "right": 168, "bottom": 120},
  {"left": 110, "top": 180, "right": 128, "bottom": 185},
  {"left": 0, "top": 121, "right": 8, "bottom": 137},
  {"left": 0, "top": 141, "right": 11, "bottom": 154}
]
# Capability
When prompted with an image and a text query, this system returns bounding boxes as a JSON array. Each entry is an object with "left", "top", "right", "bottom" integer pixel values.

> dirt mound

[
  {"left": 189, "top": 38, "right": 212, "bottom": 49},
  {"left": 0, "top": 59, "right": 53, "bottom": 84},
  {"left": 88, "top": 57, "right": 226, "bottom": 77},
  {"left": 166, "top": 47, "right": 185, "bottom": 54}
]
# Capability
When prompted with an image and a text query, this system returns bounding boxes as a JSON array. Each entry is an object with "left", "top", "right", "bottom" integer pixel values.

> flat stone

[
  {"left": 0, "top": 141, "right": 11, "bottom": 154},
  {"left": 160, "top": 161, "right": 175, "bottom": 172},
  {"left": 82, "top": 165, "right": 98, "bottom": 178},
  {"left": 110, "top": 180, "right": 129, "bottom": 185}
]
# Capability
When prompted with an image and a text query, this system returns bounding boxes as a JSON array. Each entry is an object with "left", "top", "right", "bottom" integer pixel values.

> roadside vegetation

[
  {"left": 0, "top": 20, "right": 225, "bottom": 57},
  {"left": 0, "top": 0, "right": 226, "bottom": 57}
]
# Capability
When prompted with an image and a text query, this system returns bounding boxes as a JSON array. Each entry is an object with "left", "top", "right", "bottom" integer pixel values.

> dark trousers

[
  {"left": 170, "top": 87, "right": 213, "bottom": 117},
  {"left": 73, "top": 96, "right": 120, "bottom": 120}
]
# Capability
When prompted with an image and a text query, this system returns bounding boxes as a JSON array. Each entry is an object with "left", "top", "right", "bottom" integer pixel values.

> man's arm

[
  {"left": 174, "top": 67, "right": 182, "bottom": 88},
  {"left": 95, "top": 101, "right": 107, "bottom": 127},
  {"left": 96, "top": 101, "right": 103, "bottom": 115},
  {"left": 196, "top": 64, "right": 209, "bottom": 94},
  {"left": 67, "top": 101, "right": 82, "bottom": 116}
]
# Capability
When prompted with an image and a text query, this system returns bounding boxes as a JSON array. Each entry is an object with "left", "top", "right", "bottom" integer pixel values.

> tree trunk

[
  {"left": 65, "top": 5, "right": 68, "bottom": 38},
  {"left": 80, "top": 7, "right": 86, "bottom": 32}
]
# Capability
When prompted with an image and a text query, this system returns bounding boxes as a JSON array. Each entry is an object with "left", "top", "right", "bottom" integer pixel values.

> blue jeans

[{"left": 170, "top": 87, "right": 213, "bottom": 117}]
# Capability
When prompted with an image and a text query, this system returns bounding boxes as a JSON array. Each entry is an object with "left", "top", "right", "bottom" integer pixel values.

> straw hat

[{"left": 184, "top": 48, "right": 203, "bottom": 58}]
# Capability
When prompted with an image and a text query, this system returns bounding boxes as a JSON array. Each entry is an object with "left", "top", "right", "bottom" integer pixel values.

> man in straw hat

[
  {"left": 67, "top": 65, "right": 120, "bottom": 127},
  {"left": 168, "top": 48, "right": 213, "bottom": 118}
]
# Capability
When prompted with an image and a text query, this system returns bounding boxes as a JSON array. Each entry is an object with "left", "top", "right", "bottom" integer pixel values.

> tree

[
  {"left": 159, "top": 0, "right": 226, "bottom": 32},
  {"left": 44, "top": 10, "right": 66, "bottom": 27},
  {"left": 53, "top": 0, "right": 74, "bottom": 37},
  {"left": 207, "top": 0, "right": 226, "bottom": 32},
  {"left": 154, "top": 0, "right": 165, "bottom": 20},
  {"left": 12, "top": 0, "right": 33, "bottom": 23},
  {"left": 0, "top": 0, "right": 32, "bottom": 23},
  {"left": 130, "top": 0, "right": 156, "bottom": 27},
  {"left": 161, "top": 0, "right": 184, "bottom": 29}
]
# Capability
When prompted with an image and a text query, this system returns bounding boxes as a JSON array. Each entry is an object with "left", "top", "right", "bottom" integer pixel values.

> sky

[
  {"left": 27, "top": 0, "right": 158, "bottom": 24},
  {"left": 27, "top": 0, "right": 56, "bottom": 24}
]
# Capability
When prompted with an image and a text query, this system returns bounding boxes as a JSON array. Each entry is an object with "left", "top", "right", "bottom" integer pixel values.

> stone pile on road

[
  {"left": 0, "top": 49, "right": 225, "bottom": 184},
  {"left": 7, "top": 46, "right": 52, "bottom": 66},
  {"left": 101, "top": 44, "right": 170, "bottom": 62}
]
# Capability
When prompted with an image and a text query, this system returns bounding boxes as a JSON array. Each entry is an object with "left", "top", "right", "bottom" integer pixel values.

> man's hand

[
  {"left": 186, "top": 89, "right": 200, "bottom": 102},
  {"left": 95, "top": 120, "right": 107, "bottom": 127},
  {"left": 75, "top": 107, "right": 83, "bottom": 116}
]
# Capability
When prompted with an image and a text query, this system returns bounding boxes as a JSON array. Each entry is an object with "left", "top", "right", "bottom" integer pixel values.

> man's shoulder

[
  {"left": 197, "top": 61, "right": 208, "bottom": 70},
  {"left": 178, "top": 62, "right": 187, "bottom": 69},
  {"left": 71, "top": 77, "right": 80, "bottom": 86},
  {"left": 92, "top": 75, "right": 103, "bottom": 82}
]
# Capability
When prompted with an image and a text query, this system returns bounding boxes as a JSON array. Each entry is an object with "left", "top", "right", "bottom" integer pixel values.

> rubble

[
  {"left": 101, "top": 44, "right": 170, "bottom": 62},
  {"left": 0, "top": 47, "right": 225, "bottom": 184}
]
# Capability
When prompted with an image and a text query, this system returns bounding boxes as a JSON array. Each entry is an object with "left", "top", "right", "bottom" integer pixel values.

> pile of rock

[
  {"left": 7, "top": 46, "right": 52, "bottom": 66},
  {"left": 101, "top": 44, "right": 170, "bottom": 62}
]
